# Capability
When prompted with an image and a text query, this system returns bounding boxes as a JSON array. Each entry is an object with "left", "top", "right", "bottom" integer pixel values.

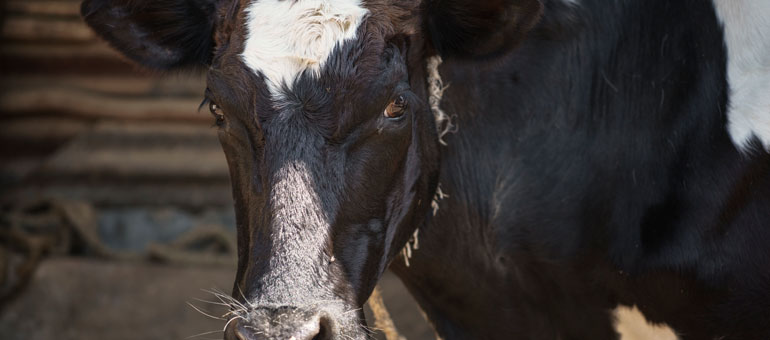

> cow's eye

[
  {"left": 384, "top": 95, "right": 407, "bottom": 119},
  {"left": 209, "top": 102, "right": 225, "bottom": 126}
]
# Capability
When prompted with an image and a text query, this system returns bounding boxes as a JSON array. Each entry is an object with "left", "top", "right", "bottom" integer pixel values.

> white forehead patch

[
  {"left": 713, "top": 0, "right": 770, "bottom": 151},
  {"left": 241, "top": 0, "right": 368, "bottom": 97}
]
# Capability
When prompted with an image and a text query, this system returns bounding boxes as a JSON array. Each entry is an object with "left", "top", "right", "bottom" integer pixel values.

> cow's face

[
  {"left": 205, "top": 1, "right": 442, "bottom": 338},
  {"left": 82, "top": 0, "right": 542, "bottom": 338}
]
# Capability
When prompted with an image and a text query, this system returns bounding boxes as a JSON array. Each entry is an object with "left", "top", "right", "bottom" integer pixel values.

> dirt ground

[{"left": 0, "top": 257, "right": 435, "bottom": 340}]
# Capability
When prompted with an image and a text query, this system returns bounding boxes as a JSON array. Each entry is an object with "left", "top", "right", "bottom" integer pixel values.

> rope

[
  {"left": 0, "top": 199, "right": 237, "bottom": 307},
  {"left": 426, "top": 55, "right": 455, "bottom": 145}
]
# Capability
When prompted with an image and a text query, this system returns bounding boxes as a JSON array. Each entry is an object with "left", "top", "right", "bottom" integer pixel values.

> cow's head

[{"left": 81, "top": 0, "right": 542, "bottom": 338}]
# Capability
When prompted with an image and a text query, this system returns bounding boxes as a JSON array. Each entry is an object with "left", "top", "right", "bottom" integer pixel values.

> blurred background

[{"left": 0, "top": 1, "right": 434, "bottom": 339}]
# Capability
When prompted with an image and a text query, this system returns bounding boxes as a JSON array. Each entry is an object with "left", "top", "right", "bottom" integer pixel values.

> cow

[{"left": 80, "top": 0, "right": 770, "bottom": 339}]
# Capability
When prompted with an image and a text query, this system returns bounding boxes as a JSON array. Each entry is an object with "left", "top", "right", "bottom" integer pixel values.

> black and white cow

[{"left": 81, "top": 0, "right": 770, "bottom": 339}]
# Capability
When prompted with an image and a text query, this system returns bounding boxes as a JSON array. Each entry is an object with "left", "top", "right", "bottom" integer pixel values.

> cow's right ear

[
  {"left": 424, "top": 0, "right": 543, "bottom": 59},
  {"left": 81, "top": 0, "right": 217, "bottom": 71}
]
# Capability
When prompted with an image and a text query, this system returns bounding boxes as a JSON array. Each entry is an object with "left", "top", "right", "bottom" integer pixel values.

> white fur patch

[
  {"left": 713, "top": 0, "right": 770, "bottom": 151},
  {"left": 614, "top": 306, "right": 679, "bottom": 340},
  {"left": 241, "top": 0, "right": 368, "bottom": 96}
]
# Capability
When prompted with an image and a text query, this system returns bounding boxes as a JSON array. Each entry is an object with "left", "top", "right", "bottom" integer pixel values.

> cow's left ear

[
  {"left": 424, "top": 0, "right": 543, "bottom": 59},
  {"left": 81, "top": 0, "right": 217, "bottom": 70}
]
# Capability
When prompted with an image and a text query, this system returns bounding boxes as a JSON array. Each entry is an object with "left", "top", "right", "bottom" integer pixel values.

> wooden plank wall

[{"left": 0, "top": 1, "right": 230, "bottom": 208}]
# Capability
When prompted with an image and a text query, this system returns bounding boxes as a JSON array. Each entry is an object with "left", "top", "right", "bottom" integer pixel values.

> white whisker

[
  {"left": 187, "top": 302, "right": 226, "bottom": 321},
  {"left": 193, "top": 297, "right": 232, "bottom": 307},
  {"left": 223, "top": 315, "right": 245, "bottom": 333},
  {"left": 185, "top": 329, "right": 223, "bottom": 339}
]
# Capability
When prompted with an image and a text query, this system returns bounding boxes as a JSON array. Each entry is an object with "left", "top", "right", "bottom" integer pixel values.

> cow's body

[
  {"left": 394, "top": 1, "right": 770, "bottom": 339},
  {"left": 81, "top": 0, "right": 770, "bottom": 339}
]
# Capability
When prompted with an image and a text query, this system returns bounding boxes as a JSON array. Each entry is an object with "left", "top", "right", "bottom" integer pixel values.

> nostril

[
  {"left": 223, "top": 319, "right": 248, "bottom": 340},
  {"left": 298, "top": 312, "right": 334, "bottom": 340},
  {"left": 312, "top": 315, "right": 333, "bottom": 340}
]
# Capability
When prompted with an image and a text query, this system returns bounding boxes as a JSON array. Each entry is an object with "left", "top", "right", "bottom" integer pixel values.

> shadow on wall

[{"left": 0, "top": 1, "right": 435, "bottom": 339}]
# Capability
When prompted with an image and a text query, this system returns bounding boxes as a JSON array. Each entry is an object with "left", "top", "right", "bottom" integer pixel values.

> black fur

[
  {"left": 425, "top": 0, "right": 543, "bottom": 58},
  {"left": 81, "top": 0, "right": 217, "bottom": 70},
  {"left": 394, "top": 1, "right": 770, "bottom": 339}
]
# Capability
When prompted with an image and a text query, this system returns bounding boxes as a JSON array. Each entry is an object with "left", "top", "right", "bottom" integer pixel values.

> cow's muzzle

[{"left": 224, "top": 306, "right": 335, "bottom": 340}]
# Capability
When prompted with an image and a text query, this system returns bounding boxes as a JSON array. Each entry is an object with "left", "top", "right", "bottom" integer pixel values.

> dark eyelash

[
  {"left": 198, "top": 97, "right": 211, "bottom": 112},
  {"left": 199, "top": 87, "right": 216, "bottom": 112}
]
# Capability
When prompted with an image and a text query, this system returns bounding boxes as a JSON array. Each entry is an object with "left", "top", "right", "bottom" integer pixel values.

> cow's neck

[{"left": 391, "top": 0, "right": 743, "bottom": 338}]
